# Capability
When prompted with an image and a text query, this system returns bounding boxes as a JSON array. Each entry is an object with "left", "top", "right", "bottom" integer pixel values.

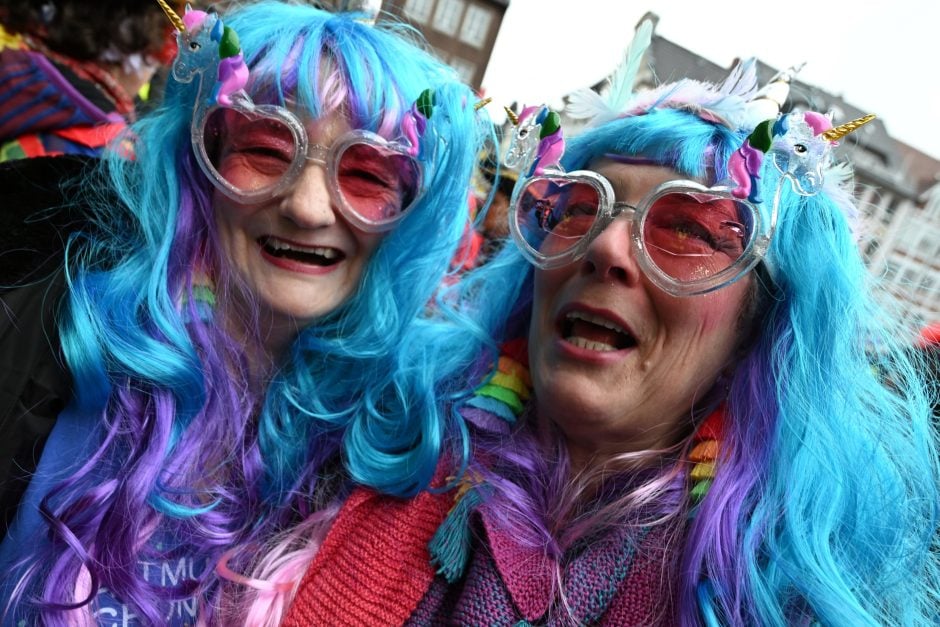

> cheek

[
  {"left": 212, "top": 204, "right": 237, "bottom": 252},
  {"left": 532, "top": 271, "right": 559, "bottom": 330},
  {"left": 212, "top": 196, "right": 258, "bottom": 247},
  {"left": 695, "top": 300, "right": 733, "bottom": 334},
  {"left": 346, "top": 231, "right": 385, "bottom": 276},
  {"left": 687, "top": 281, "right": 751, "bottom": 334},
  {"left": 678, "top": 292, "right": 751, "bottom": 367},
  {"left": 356, "top": 232, "right": 384, "bottom": 258},
  {"left": 213, "top": 193, "right": 239, "bottom": 223},
  {"left": 533, "top": 266, "right": 570, "bottom": 303},
  {"left": 650, "top": 282, "right": 749, "bottom": 361}
]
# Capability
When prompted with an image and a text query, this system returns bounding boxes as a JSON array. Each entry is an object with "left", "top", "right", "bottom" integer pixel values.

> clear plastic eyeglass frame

[
  {"left": 192, "top": 97, "right": 427, "bottom": 233},
  {"left": 508, "top": 169, "right": 780, "bottom": 297}
]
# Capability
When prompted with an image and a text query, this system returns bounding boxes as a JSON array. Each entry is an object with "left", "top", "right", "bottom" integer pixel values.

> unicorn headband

[
  {"left": 506, "top": 19, "right": 874, "bottom": 205},
  {"left": 155, "top": 1, "right": 442, "bottom": 232},
  {"left": 155, "top": 1, "right": 434, "bottom": 141}
]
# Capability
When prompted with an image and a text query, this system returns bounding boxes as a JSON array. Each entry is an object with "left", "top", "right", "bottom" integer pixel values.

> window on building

[
  {"left": 458, "top": 4, "right": 493, "bottom": 48},
  {"left": 448, "top": 55, "right": 477, "bottom": 84},
  {"left": 919, "top": 275, "right": 935, "bottom": 294},
  {"left": 427, "top": 46, "right": 448, "bottom": 64},
  {"left": 915, "top": 236, "right": 933, "bottom": 259},
  {"left": 403, "top": 0, "right": 434, "bottom": 24},
  {"left": 901, "top": 267, "right": 920, "bottom": 288},
  {"left": 883, "top": 262, "right": 900, "bottom": 283},
  {"left": 431, "top": 0, "right": 465, "bottom": 36}
]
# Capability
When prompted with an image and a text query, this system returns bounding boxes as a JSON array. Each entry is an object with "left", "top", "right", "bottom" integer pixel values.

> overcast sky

[{"left": 480, "top": 0, "right": 940, "bottom": 160}]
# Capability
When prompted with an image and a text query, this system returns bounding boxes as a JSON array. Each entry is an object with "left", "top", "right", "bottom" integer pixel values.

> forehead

[
  {"left": 304, "top": 111, "right": 353, "bottom": 144},
  {"left": 589, "top": 158, "right": 685, "bottom": 201}
]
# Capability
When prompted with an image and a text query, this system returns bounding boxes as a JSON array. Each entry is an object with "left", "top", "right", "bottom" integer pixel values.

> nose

[
  {"left": 277, "top": 161, "right": 337, "bottom": 229},
  {"left": 579, "top": 216, "right": 642, "bottom": 286}
]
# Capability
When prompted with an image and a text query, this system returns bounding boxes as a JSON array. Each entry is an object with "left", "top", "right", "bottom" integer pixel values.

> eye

[
  {"left": 673, "top": 222, "right": 714, "bottom": 244},
  {"left": 241, "top": 146, "right": 292, "bottom": 161},
  {"left": 518, "top": 128, "right": 529, "bottom": 139},
  {"left": 189, "top": 41, "right": 201, "bottom": 51},
  {"left": 345, "top": 167, "right": 393, "bottom": 188},
  {"left": 793, "top": 143, "right": 808, "bottom": 154}
]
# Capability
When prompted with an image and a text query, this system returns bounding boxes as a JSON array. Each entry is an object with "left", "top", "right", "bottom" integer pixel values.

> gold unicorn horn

[
  {"left": 821, "top": 113, "right": 876, "bottom": 142},
  {"left": 474, "top": 97, "right": 493, "bottom": 111},
  {"left": 156, "top": 0, "right": 186, "bottom": 32},
  {"left": 504, "top": 106, "right": 519, "bottom": 126}
]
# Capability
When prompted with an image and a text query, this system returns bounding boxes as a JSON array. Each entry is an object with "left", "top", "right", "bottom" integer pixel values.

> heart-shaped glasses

[
  {"left": 509, "top": 171, "right": 775, "bottom": 296},
  {"left": 197, "top": 107, "right": 424, "bottom": 233}
]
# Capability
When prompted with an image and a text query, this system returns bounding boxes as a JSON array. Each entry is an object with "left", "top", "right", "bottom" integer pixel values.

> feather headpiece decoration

[
  {"left": 617, "top": 63, "right": 761, "bottom": 130},
  {"left": 567, "top": 18, "right": 792, "bottom": 135},
  {"left": 567, "top": 19, "right": 653, "bottom": 126}
]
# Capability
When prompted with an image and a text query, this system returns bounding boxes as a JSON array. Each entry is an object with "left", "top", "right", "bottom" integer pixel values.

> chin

[{"left": 537, "top": 385, "right": 610, "bottom": 427}]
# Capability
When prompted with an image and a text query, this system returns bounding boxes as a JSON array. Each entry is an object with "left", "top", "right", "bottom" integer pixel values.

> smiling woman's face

[
  {"left": 528, "top": 160, "right": 753, "bottom": 464},
  {"left": 212, "top": 112, "right": 384, "bottom": 353}
]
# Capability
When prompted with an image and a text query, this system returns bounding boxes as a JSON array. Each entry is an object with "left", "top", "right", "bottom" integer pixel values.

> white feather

[
  {"left": 567, "top": 19, "right": 653, "bottom": 124},
  {"left": 604, "top": 19, "right": 653, "bottom": 113},
  {"left": 717, "top": 58, "right": 759, "bottom": 98},
  {"left": 566, "top": 88, "right": 609, "bottom": 122},
  {"left": 620, "top": 79, "right": 753, "bottom": 128}
]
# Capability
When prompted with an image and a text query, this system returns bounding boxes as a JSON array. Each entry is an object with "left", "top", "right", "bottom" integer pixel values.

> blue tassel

[{"left": 428, "top": 485, "right": 486, "bottom": 583}]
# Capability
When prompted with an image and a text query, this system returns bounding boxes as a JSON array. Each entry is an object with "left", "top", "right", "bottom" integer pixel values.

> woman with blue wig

[
  {"left": 278, "top": 22, "right": 940, "bottom": 626},
  {"left": 0, "top": 0, "right": 492, "bottom": 623}
]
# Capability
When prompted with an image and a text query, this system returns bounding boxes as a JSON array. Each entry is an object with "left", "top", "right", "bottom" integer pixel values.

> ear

[{"left": 210, "top": 16, "right": 224, "bottom": 42}]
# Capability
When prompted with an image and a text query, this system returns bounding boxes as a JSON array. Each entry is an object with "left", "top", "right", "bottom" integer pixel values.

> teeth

[
  {"left": 565, "top": 311, "right": 628, "bottom": 335},
  {"left": 266, "top": 238, "right": 338, "bottom": 258},
  {"left": 567, "top": 336, "right": 618, "bottom": 352}
]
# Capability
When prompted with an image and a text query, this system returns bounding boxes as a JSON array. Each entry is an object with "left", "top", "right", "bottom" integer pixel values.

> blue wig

[
  {"left": 9, "top": 1, "right": 490, "bottom": 622},
  {"left": 451, "top": 106, "right": 940, "bottom": 624}
]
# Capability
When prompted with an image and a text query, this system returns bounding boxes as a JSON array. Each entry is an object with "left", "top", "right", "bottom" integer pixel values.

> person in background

[
  {"left": 454, "top": 145, "right": 519, "bottom": 273},
  {"left": 0, "top": 0, "right": 182, "bottom": 160},
  {"left": 279, "top": 23, "right": 940, "bottom": 625},
  {"left": 0, "top": 1, "right": 490, "bottom": 623},
  {"left": 476, "top": 151, "right": 518, "bottom": 260}
]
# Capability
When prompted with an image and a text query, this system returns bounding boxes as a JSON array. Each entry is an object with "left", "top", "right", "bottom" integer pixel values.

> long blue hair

[
  {"left": 11, "top": 2, "right": 490, "bottom": 623},
  {"left": 451, "top": 107, "right": 940, "bottom": 624}
]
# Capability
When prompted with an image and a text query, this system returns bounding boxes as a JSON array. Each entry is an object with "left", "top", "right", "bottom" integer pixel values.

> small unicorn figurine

[
  {"left": 729, "top": 111, "right": 875, "bottom": 201},
  {"left": 504, "top": 105, "right": 565, "bottom": 177},
  {"left": 158, "top": 1, "right": 249, "bottom": 108}
]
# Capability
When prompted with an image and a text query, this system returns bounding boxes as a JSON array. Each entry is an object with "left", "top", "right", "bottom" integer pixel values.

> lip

[
  {"left": 256, "top": 235, "right": 345, "bottom": 276},
  {"left": 553, "top": 302, "right": 639, "bottom": 363}
]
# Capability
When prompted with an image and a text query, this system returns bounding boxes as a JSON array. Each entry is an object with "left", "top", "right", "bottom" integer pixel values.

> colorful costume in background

[{"left": 0, "top": 28, "right": 134, "bottom": 160}]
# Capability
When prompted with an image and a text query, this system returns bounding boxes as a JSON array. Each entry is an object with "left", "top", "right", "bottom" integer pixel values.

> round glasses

[
  {"left": 196, "top": 107, "right": 424, "bottom": 233},
  {"left": 509, "top": 170, "right": 775, "bottom": 296}
]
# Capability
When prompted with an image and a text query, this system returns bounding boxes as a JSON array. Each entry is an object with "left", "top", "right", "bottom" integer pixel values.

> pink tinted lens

[
  {"left": 205, "top": 108, "right": 299, "bottom": 194},
  {"left": 642, "top": 192, "right": 752, "bottom": 281},
  {"left": 335, "top": 142, "right": 420, "bottom": 224},
  {"left": 515, "top": 177, "right": 600, "bottom": 256}
]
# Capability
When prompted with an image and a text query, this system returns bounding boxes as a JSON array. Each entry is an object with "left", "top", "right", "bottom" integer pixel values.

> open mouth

[
  {"left": 560, "top": 310, "right": 638, "bottom": 352},
  {"left": 258, "top": 236, "right": 345, "bottom": 267}
]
